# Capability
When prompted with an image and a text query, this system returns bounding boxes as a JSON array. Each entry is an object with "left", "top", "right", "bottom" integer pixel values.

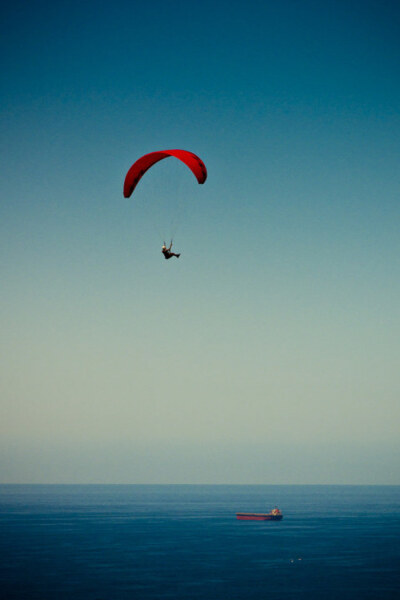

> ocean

[{"left": 0, "top": 485, "right": 399, "bottom": 599}]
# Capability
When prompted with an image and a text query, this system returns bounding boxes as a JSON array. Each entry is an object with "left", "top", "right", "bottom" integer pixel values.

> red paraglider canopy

[{"left": 123, "top": 149, "right": 207, "bottom": 198}]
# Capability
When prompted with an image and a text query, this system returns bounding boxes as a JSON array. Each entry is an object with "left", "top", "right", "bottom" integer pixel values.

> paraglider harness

[{"left": 162, "top": 241, "right": 180, "bottom": 260}]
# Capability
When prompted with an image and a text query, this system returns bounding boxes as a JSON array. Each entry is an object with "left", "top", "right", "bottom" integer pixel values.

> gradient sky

[{"left": 1, "top": 0, "right": 399, "bottom": 483}]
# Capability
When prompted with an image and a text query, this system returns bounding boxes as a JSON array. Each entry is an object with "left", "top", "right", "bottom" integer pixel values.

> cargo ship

[{"left": 236, "top": 507, "right": 283, "bottom": 521}]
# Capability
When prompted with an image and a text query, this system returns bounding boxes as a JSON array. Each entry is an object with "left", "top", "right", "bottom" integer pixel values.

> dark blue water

[{"left": 0, "top": 485, "right": 399, "bottom": 599}]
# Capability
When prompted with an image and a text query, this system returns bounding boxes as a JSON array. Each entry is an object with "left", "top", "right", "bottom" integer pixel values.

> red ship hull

[{"left": 236, "top": 513, "right": 283, "bottom": 521}]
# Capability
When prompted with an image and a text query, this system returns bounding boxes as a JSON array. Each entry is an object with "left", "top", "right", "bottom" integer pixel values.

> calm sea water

[{"left": 0, "top": 485, "right": 399, "bottom": 599}]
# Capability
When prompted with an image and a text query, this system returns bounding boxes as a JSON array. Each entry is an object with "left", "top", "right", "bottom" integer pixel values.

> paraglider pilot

[{"left": 162, "top": 241, "right": 180, "bottom": 260}]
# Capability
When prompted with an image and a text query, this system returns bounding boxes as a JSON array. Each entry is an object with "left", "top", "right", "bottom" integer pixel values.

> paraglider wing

[{"left": 123, "top": 149, "right": 207, "bottom": 198}]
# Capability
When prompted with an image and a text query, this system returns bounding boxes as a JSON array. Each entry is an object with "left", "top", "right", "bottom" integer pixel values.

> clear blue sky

[{"left": 1, "top": 0, "right": 399, "bottom": 483}]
